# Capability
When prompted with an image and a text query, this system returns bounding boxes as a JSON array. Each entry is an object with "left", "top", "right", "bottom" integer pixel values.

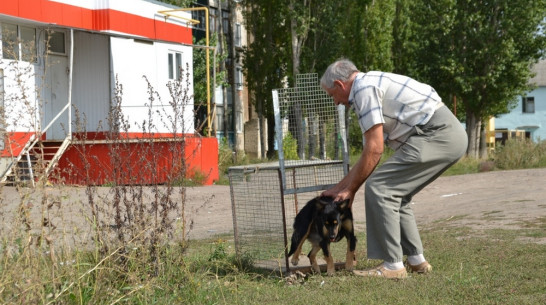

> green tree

[
  {"left": 298, "top": 2, "right": 344, "bottom": 73},
  {"left": 409, "top": 0, "right": 546, "bottom": 158},
  {"left": 338, "top": 0, "right": 396, "bottom": 71},
  {"left": 242, "top": 0, "right": 400, "bottom": 157},
  {"left": 243, "top": 0, "right": 290, "bottom": 158},
  {"left": 391, "top": 0, "right": 414, "bottom": 74}
]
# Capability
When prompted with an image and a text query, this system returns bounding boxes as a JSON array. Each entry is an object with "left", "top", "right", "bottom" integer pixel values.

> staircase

[{"left": 1, "top": 138, "right": 71, "bottom": 186}]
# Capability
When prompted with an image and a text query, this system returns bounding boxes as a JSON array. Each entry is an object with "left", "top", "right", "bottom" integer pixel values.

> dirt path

[
  {"left": 185, "top": 168, "right": 546, "bottom": 240},
  {"left": 1, "top": 168, "right": 545, "bottom": 247}
]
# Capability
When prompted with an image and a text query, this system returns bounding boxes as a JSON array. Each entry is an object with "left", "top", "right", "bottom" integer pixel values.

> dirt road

[
  {"left": 1, "top": 168, "right": 545, "bottom": 246},
  {"left": 185, "top": 168, "right": 546, "bottom": 240}
]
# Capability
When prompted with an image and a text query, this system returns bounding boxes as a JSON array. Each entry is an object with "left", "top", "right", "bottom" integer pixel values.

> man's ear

[{"left": 333, "top": 80, "right": 344, "bottom": 89}]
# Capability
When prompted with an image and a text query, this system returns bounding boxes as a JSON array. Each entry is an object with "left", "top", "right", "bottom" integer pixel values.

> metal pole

[
  {"left": 204, "top": 8, "right": 211, "bottom": 136},
  {"left": 337, "top": 105, "right": 349, "bottom": 175},
  {"left": 67, "top": 29, "right": 74, "bottom": 139},
  {"left": 272, "top": 89, "right": 285, "bottom": 191},
  {"left": 278, "top": 168, "right": 290, "bottom": 274}
]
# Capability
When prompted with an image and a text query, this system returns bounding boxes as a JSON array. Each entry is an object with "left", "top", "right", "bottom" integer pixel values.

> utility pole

[{"left": 229, "top": 0, "right": 240, "bottom": 156}]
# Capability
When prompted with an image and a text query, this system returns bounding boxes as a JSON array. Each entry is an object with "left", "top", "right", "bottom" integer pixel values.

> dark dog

[{"left": 287, "top": 196, "right": 357, "bottom": 275}]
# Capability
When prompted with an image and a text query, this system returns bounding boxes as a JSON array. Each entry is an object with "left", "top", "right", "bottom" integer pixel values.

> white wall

[
  {"left": 72, "top": 31, "right": 110, "bottom": 133},
  {"left": 0, "top": 60, "right": 39, "bottom": 132},
  {"left": 110, "top": 36, "right": 194, "bottom": 134},
  {"left": 495, "top": 87, "right": 546, "bottom": 142}
]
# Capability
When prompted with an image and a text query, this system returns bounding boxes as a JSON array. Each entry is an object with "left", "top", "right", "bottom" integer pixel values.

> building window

[
  {"left": 235, "top": 23, "right": 241, "bottom": 47},
  {"left": 168, "top": 52, "right": 183, "bottom": 80},
  {"left": 1, "top": 23, "right": 36, "bottom": 62},
  {"left": 46, "top": 31, "right": 65, "bottom": 55},
  {"left": 222, "top": 11, "right": 229, "bottom": 35},
  {"left": 192, "top": 10, "right": 206, "bottom": 31},
  {"left": 235, "top": 66, "right": 243, "bottom": 90},
  {"left": 522, "top": 96, "right": 535, "bottom": 114},
  {"left": 21, "top": 27, "right": 36, "bottom": 61},
  {"left": 216, "top": 106, "right": 224, "bottom": 131},
  {"left": 209, "top": 7, "right": 217, "bottom": 33},
  {"left": 236, "top": 111, "right": 242, "bottom": 133}
]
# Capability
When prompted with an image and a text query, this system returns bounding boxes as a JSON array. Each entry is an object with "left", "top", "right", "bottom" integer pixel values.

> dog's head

[{"left": 316, "top": 197, "right": 350, "bottom": 242}]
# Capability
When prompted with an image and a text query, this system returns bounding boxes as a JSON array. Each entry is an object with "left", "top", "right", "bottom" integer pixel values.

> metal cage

[{"left": 229, "top": 74, "right": 349, "bottom": 273}]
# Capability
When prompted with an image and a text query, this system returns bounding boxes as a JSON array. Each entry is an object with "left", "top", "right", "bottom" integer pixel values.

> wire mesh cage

[{"left": 229, "top": 73, "right": 349, "bottom": 273}]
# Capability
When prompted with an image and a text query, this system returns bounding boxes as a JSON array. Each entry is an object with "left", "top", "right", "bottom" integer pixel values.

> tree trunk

[
  {"left": 257, "top": 95, "right": 266, "bottom": 159},
  {"left": 308, "top": 113, "right": 316, "bottom": 158},
  {"left": 319, "top": 116, "right": 326, "bottom": 159},
  {"left": 289, "top": 0, "right": 301, "bottom": 78},
  {"left": 479, "top": 124, "right": 488, "bottom": 159},
  {"left": 289, "top": 0, "right": 305, "bottom": 159},
  {"left": 465, "top": 110, "right": 481, "bottom": 158},
  {"left": 267, "top": 112, "right": 276, "bottom": 159}
]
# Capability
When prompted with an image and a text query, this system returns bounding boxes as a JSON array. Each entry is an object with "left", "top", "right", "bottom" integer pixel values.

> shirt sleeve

[{"left": 352, "top": 85, "right": 385, "bottom": 133}]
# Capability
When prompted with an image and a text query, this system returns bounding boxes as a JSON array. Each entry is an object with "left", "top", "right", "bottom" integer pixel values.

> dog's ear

[
  {"left": 336, "top": 199, "right": 351, "bottom": 211},
  {"left": 316, "top": 196, "right": 334, "bottom": 211}
]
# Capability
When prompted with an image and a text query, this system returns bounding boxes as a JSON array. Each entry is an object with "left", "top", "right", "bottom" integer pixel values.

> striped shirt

[{"left": 349, "top": 72, "right": 444, "bottom": 149}]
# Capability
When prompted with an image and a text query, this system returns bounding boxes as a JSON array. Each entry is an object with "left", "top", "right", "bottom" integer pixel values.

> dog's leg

[
  {"left": 342, "top": 218, "right": 357, "bottom": 272},
  {"left": 289, "top": 228, "right": 311, "bottom": 266},
  {"left": 290, "top": 237, "right": 306, "bottom": 266},
  {"left": 319, "top": 240, "right": 335, "bottom": 276},
  {"left": 324, "top": 243, "right": 336, "bottom": 276},
  {"left": 345, "top": 237, "right": 355, "bottom": 271},
  {"left": 308, "top": 245, "right": 321, "bottom": 274},
  {"left": 288, "top": 202, "right": 316, "bottom": 266}
]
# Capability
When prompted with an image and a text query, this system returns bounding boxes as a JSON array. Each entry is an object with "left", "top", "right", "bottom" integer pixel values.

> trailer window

[
  {"left": 168, "top": 51, "right": 183, "bottom": 80},
  {"left": 46, "top": 31, "right": 66, "bottom": 55},
  {"left": 1, "top": 24, "right": 36, "bottom": 62},
  {"left": 1, "top": 24, "right": 18, "bottom": 60}
]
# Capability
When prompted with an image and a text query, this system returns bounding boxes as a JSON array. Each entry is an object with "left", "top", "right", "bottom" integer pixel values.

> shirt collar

[{"left": 348, "top": 72, "right": 365, "bottom": 106}]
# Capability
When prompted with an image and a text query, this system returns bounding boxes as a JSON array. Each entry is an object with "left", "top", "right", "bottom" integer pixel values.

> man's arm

[{"left": 322, "top": 124, "right": 384, "bottom": 205}]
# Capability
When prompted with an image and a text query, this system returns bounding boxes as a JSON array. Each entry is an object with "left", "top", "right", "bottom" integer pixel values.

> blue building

[{"left": 495, "top": 59, "right": 546, "bottom": 142}]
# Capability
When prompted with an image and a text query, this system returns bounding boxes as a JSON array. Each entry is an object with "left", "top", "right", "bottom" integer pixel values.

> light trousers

[{"left": 364, "top": 106, "right": 468, "bottom": 262}]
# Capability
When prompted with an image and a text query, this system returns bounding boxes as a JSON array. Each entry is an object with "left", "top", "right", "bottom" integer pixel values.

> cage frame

[{"left": 229, "top": 73, "right": 350, "bottom": 274}]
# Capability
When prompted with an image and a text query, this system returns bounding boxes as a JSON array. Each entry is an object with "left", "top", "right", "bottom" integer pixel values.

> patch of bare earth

[{"left": 1, "top": 168, "right": 545, "bottom": 247}]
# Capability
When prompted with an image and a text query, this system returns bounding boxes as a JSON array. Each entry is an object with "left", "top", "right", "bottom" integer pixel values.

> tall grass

[
  {"left": 492, "top": 138, "right": 546, "bottom": 170},
  {"left": 0, "top": 56, "right": 211, "bottom": 303}
]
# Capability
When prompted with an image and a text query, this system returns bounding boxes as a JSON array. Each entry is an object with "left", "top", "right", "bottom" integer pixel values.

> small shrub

[
  {"left": 282, "top": 131, "right": 299, "bottom": 160},
  {"left": 493, "top": 138, "right": 546, "bottom": 170},
  {"left": 218, "top": 138, "right": 236, "bottom": 175},
  {"left": 208, "top": 240, "right": 228, "bottom": 261},
  {"left": 216, "top": 138, "right": 262, "bottom": 185}
]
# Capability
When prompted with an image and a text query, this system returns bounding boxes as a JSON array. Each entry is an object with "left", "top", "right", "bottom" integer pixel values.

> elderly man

[{"left": 321, "top": 59, "right": 467, "bottom": 279}]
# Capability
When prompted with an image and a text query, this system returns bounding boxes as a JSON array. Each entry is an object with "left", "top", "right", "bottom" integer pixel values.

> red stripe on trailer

[{"left": 0, "top": 0, "right": 192, "bottom": 44}]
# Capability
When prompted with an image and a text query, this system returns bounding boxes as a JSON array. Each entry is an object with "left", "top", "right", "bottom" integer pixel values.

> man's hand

[{"left": 321, "top": 188, "right": 354, "bottom": 207}]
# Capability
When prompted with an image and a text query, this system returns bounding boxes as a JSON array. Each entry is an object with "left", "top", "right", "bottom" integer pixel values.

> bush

[
  {"left": 282, "top": 131, "right": 299, "bottom": 160},
  {"left": 492, "top": 138, "right": 546, "bottom": 170}
]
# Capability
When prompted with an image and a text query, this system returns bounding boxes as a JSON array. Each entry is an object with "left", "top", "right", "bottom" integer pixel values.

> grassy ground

[
  {"left": 2, "top": 214, "right": 543, "bottom": 304},
  {"left": 2, "top": 139, "right": 545, "bottom": 304}
]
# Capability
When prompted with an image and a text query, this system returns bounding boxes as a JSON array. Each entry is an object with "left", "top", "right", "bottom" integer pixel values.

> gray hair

[{"left": 320, "top": 59, "right": 359, "bottom": 89}]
